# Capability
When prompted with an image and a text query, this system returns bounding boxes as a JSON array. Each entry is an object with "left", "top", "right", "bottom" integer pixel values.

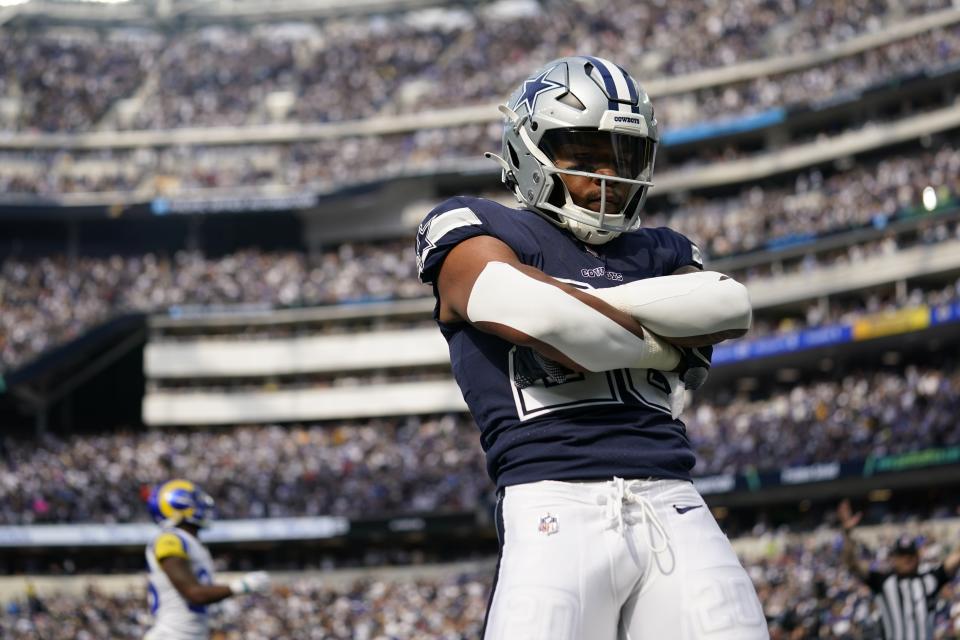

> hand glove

[
  {"left": 678, "top": 345, "right": 712, "bottom": 391},
  {"left": 512, "top": 347, "right": 576, "bottom": 389},
  {"left": 668, "top": 345, "right": 713, "bottom": 419},
  {"left": 230, "top": 571, "right": 271, "bottom": 595}
]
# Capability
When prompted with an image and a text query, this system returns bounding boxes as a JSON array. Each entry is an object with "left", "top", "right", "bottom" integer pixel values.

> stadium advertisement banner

[
  {"left": 692, "top": 474, "right": 740, "bottom": 495},
  {"left": 851, "top": 307, "right": 930, "bottom": 341},
  {"left": 713, "top": 324, "right": 852, "bottom": 365},
  {"left": 866, "top": 447, "right": 960, "bottom": 475},
  {"left": 0, "top": 516, "right": 349, "bottom": 548},
  {"left": 659, "top": 108, "right": 786, "bottom": 146},
  {"left": 151, "top": 192, "right": 318, "bottom": 215},
  {"left": 695, "top": 446, "right": 960, "bottom": 496},
  {"left": 931, "top": 301, "right": 960, "bottom": 326},
  {"left": 714, "top": 302, "right": 960, "bottom": 366},
  {"left": 780, "top": 462, "right": 842, "bottom": 485}
]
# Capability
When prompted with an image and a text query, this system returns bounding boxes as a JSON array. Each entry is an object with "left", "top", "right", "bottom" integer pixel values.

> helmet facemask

[
  {"left": 186, "top": 490, "right": 215, "bottom": 529},
  {"left": 536, "top": 128, "right": 655, "bottom": 242}
]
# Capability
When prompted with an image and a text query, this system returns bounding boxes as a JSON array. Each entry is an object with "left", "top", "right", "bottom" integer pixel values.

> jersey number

[
  {"left": 508, "top": 347, "right": 672, "bottom": 420},
  {"left": 147, "top": 581, "right": 159, "bottom": 615},
  {"left": 188, "top": 568, "right": 212, "bottom": 614}
]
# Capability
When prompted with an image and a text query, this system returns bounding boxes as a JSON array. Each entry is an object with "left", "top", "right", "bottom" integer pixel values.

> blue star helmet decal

[{"left": 513, "top": 66, "right": 566, "bottom": 114}]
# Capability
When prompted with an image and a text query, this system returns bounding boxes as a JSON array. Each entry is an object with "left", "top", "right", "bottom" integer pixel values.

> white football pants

[{"left": 483, "top": 478, "right": 769, "bottom": 640}]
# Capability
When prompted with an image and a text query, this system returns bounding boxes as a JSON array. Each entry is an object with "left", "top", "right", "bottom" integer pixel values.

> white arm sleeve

[
  {"left": 583, "top": 271, "right": 752, "bottom": 338},
  {"left": 465, "top": 261, "right": 680, "bottom": 372}
]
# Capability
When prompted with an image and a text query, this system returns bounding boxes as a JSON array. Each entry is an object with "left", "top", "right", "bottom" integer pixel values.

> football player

[
  {"left": 415, "top": 56, "right": 767, "bottom": 639},
  {"left": 144, "top": 479, "right": 270, "bottom": 640}
]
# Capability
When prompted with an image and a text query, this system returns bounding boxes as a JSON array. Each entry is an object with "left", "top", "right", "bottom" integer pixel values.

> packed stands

[
  {"left": 1, "top": 0, "right": 952, "bottom": 134},
  {"left": 4, "top": 21, "right": 960, "bottom": 198},
  {"left": 0, "top": 242, "right": 425, "bottom": 372},
  {"left": 647, "top": 139, "right": 960, "bottom": 259},
  {"left": 0, "top": 415, "right": 487, "bottom": 525},
  {"left": 2, "top": 212, "right": 956, "bottom": 372},
  {"left": 3, "top": 1, "right": 960, "bottom": 637},
  {"left": 2, "top": 357, "right": 958, "bottom": 525},
  {"left": 0, "top": 567, "right": 491, "bottom": 639},
  {"left": 7, "top": 524, "right": 960, "bottom": 639}
]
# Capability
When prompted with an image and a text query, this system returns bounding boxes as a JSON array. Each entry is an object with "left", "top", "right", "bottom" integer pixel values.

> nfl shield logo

[{"left": 538, "top": 513, "right": 559, "bottom": 536}]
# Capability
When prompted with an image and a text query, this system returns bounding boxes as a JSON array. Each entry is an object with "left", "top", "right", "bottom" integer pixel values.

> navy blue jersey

[{"left": 416, "top": 196, "right": 704, "bottom": 489}]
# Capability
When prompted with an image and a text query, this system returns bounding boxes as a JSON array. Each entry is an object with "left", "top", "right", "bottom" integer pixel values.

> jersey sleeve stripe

[
  {"left": 690, "top": 243, "right": 704, "bottom": 268},
  {"left": 417, "top": 207, "right": 482, "bottom": 273}
]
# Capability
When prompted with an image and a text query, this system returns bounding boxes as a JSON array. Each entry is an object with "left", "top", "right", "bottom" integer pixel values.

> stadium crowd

[
  {"left": 0, "top": 415, "right": 488, "bottom": 525},
  {"left": 1, "top": 0, "right": 951, "bottom": 134},
  {"left": 7, "top": 533, "right": 960, "bottom": 639},
  {"left": 755, "top": 531, "right": 960, "bottom": 639},
  {"left": 0, "top": 242, "right": 425, "bottom": 371},
  {"left": 691, "top": 363, "right": 960, "bottom": 475},
  {"left": 646, "top": 139, "right": 960, "bottom": 259},
  {"left": 0, "top": 30, "right": 156, "bottom": 133},
  {"left": 1, "top": 361, "right": 958, "bottom": 525},
  {"left": 3, "top": 124, "right": 959, "bottom": 372},
  {"left": 4, "top": 130, "right": 959, "bottom": 265},
  {"left": 4, "top": 20, "right": 960, "bottom": 200},
  {"left": 128, "top": 2, "right": 960, "bottom": 131},
  {"left": 4, "top": 206, "right": 957, "bottom": 372},
  {"left": 0, "top": 570, "right": 490, "bottom": 640},
  {"left": 1, "top": 230, "right": 956, "bottom": 374}
]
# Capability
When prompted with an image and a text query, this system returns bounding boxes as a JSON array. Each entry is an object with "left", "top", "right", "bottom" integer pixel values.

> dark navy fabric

[
  {"left": 416, "top": 196, "right": 702, "bottom": 489},
  {"left": 582, "top": 56, "right": 621, "bottom": 111}
]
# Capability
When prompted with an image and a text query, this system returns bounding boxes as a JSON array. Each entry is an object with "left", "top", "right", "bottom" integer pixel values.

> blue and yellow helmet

[{"left": 148, "top": 480, "right": 215, "bottom": 529}]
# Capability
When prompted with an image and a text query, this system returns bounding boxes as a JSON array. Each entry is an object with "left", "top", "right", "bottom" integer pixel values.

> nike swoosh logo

[{"left": 673, "top": 504, "right": 703, "bottom": 515}]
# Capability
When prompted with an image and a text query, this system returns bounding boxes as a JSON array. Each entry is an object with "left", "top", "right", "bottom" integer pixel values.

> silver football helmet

[{"left": 486, "top": 56, "right": 658, "bottom": 245}]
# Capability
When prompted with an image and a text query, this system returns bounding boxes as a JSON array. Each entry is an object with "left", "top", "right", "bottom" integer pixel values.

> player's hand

[
  {"left": 512, "top": 347, "right": 575, "bottom": 389},
  {"left": 837, "top": 499, "right": 862, "bottom": 533},
  {"left": 677, "top": 346, "right": 712, "bottom": 391},
  {"left": 230, "top": 571, "right": 271, "bottom": 595}
]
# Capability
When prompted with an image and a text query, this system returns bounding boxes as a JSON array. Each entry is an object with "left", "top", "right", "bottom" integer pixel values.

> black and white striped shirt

[{"left": 866, "top": 566, "right": 949, "bottom": 640}]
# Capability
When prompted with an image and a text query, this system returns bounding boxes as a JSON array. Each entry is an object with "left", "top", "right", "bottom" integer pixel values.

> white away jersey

[{"left": 145, "top": 528, "right": 216, "bottom": 640}]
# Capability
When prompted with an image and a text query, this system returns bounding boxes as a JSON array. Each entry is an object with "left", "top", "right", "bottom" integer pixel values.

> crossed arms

[{"left": 436, "top": 235, "right": 751, "bottom": 374}]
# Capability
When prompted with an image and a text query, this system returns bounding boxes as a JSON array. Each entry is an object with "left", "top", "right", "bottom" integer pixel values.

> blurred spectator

[
  {"left": 0, "top": 572, "right": 490, "bottom": 640},
  {"left": 0, "top": 243, "right": 427, "bottom": 371},
  {"left": 0, "top": 29, "right": 156, "bottom": 133},
  {"left": 690, "top": 361, "right": 960, "bottom": 475},
  {"left": 647, "top": 142, "right": 960, "bottom": 260},
  {"left": 0, "top": 415, "right": 488, "bottom": 525},
  {"left": 3, "top": 221, "right": 957, "bottom": 372},
  {"left": 3, "top": 133, "right": 959, "bottom": 266},
  {"left": 6, "top": 531, "right": 960, "bottom": 639},
  {"left": 0, "top": 2, "right": 954, "bottom": 133},
  {"left": 2, "top": 358, "right": 960, "bottom": 525}
]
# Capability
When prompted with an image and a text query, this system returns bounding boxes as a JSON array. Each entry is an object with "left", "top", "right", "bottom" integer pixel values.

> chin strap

[
  {"left": 484, "top": 150, "right": 522, "bottom": 204},
  {"left": 567, "top": 218, "right": 619, "bottom": 245},
  {"left": 498, "top": 103, "right": 525, "bottom": 131}
]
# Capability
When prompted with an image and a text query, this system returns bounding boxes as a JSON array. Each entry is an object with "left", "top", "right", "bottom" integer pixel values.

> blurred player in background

[
  {"left": 145, "top": 479, "right": 271, "bottom": 640},
  {"left": 416, "top": 55, "right": 766, "bottom": 639},
  {"left": 838, "top": 499, "right": 960, "bottom": 640}
]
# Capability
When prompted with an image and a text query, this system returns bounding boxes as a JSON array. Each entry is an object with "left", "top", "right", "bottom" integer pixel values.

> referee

[{"left": 838, "top": 499, "right": 960, "bottom": 640}]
